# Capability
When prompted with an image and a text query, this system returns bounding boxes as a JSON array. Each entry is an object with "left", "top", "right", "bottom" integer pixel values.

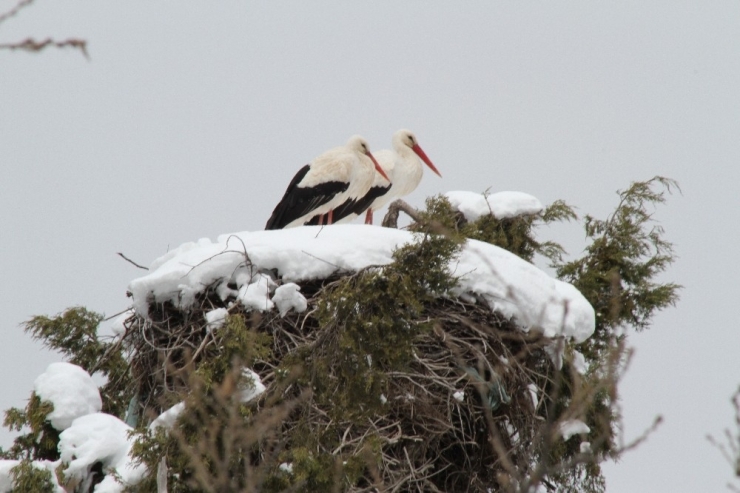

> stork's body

[
  {"left": 265, "top": 136, "right": 388, "bottom": 230},
  {"left": 309, "top": 129, "right": 441, "bottom": 225}
]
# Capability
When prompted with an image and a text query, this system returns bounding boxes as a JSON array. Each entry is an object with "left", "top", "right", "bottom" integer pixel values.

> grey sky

[{"left": 2, "top": 1, "right": 739, "bottom": 490}]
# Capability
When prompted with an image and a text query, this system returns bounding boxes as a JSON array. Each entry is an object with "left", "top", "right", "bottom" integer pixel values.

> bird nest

[{"left": 117, "top": 262, "right": 563, "bottom": 493}]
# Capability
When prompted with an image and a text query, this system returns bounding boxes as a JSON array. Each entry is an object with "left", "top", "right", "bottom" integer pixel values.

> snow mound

[
  {"left": 129, "top": 224, "right": 595, "bottom": 343},
  {"left": 272, "top": 283, "right": 308, "bottom": 317},
  {"left": 59, "top": 413, "right": 146, "bottom": 491},
  {"left": 149, "top": 402, "right": 186, "bottom": 431},
  {"left": 238, "top": 272, "right": 277, "bottom": 312},
  {"left": 205, "top": 308, "right": 229, "bottom": 330},
  {"left": 239, "top": 368, "right": 266, "bottom": 403},
  {"left": 33, "top": 362, "right": 102, "bottom": 431},
  {"left": 445, "top": 191, "right": 543, "bottom": 222},
  {"left": 572, "top": 350, "right": 587, "bottom": 375},
  {"left": 451, "top": 241, "right": 594, "bottom": 343},
  {"left": 559, "top": 419, "right": 591, "bottom": 440}
]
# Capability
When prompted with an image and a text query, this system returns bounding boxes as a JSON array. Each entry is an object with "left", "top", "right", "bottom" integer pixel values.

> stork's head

[
  {"left": 347, "top": 135, "right": 390, "bottom": 182},
  {"left": 393, "top": 129, "right": 442, "bottom": 178}
]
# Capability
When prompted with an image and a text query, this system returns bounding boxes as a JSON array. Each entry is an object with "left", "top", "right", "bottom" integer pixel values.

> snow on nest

[
  {"left": 205, "top": 307, "right": 229, "bottom": 330},
  {"left": 33, "top": 362, "right": 102, "bottom": 431},
  {"left": 272, "top": 283, "right": 308, "bottom": 317},
  {"left": 59, "top": 412, "right": 146, "bottom": 491},
  {"left": 558, "top": 419, "right": 591, "bottom": 440},
  {"left": 129, "top": 223, "right": 595, "bottom": 343},
  {"left": 444, "top": 191, "right": 543, "bottom": 222}
]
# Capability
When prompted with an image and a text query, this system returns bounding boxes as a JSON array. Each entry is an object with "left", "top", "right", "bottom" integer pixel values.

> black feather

[
  {"left": 265, "top": 165, "right": 349, "bottom": 229},
  {"left": 306, "top": 184, "right": 391, "bottom": 225}
]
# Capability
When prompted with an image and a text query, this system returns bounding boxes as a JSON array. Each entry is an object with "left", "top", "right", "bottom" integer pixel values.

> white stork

[
  {"left": 265, "top": 135, "right": 390, "bottom": 230},
  {"left": 307, "top": 129, "right": 441, "bottom": 225}
]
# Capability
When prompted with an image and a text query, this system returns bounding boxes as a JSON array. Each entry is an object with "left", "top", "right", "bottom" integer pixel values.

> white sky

[{"left": 1, "top": 1, "right": 739, "bottom": 490}]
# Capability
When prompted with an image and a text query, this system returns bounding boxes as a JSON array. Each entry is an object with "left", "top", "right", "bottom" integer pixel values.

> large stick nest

[{"left": 119, "top": 252, "right": 561, "bottom": 492}]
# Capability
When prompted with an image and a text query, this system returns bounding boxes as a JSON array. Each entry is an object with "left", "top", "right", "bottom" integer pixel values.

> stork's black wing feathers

[
  {"left": 346, "top": 184, "right": 392, "bottom": 218},
  {"left": 307, "top": 184, "right": 391, "bottom": 225},
  {"left": 265, "top": 165, "right": 349, "bottom": 229}
]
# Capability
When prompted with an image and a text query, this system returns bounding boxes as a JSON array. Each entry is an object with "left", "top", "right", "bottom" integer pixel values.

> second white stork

[
  {"left": 308, "top": 129, "right": 441, "bottom": 225},
  {"left": 265, "top": 135, "right": 390, "bottom": 230}
]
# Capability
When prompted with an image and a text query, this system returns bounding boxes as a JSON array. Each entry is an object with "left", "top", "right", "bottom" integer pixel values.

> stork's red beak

[
  {"left": 411, "top": 144, "right": 441, "bottom": 177},
  {"left": 366, "top": 151, "right": 391, "bottom": 182}
]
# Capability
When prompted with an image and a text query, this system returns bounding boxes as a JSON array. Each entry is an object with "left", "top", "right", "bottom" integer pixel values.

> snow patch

[
  {"left": 59, "top": 413, "right": 146, "bottom": 490},
  {"left": 205, "top": 308, "right": 229, "bottom": 331},
  {"left": 572, "top": 350, "right": 587, "bottom": 375},
  {"left": 451, "top": 242, "right": 594, "bottom": 343},
  {"left": 272, "top": 283, "right": 308, "bottom": 317},
  {"left": 239, "top": 369, "right": 266, "bottom": 403},
  {"left": 504, "top": 419, "right": 519, "bottom": 444},
  {"left": 34, "top": 362, "right": 102, "bottom": 431},
  {"left": 559, "top": 419, "right": 591, "bottom": 440},
  {"left": 445, "top": 191, "right": 543, "bottom": 222},
  {"left": 150, "top": 402, "right": 186, "bottom": 431},
  {"left": 527, "top": 383, "right": 538, "bottom": 410},
  {"left": 238, "top": 273, "right": 276, "bottom": 312}
]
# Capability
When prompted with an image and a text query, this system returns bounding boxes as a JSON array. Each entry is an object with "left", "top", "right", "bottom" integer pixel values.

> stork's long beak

[
  {"left": 366, "top": 151, "right": 391, "bottom": 182},
  {"left": 411, "top": 144, "right": 442, "bottom": 177}
]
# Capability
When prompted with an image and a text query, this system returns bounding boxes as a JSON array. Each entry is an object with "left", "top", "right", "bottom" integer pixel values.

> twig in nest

[
  {"left": 117, "top": 252, "right": 149, "bottom": 271},
  {"left": 301, "top": 250, "right": 343, "bottom": 270},
  {"left": 382, "top": 199, "right": 421, "bottom": 228},
  {"left": 0, "top": 37, "right": 89, "bottom": 58}
]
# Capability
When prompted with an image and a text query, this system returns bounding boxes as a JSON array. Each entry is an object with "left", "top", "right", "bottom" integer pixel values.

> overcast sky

[{"left": 2, "top": 1, "right": 739, "bottom": 490}]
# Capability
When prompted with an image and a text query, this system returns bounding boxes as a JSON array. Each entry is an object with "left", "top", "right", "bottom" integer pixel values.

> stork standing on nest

[
  {"left": 308, "top": 129, "right": 441, "bottom": 225},
  {"left": 265, "top": 135, "right": 390, "bottom": 230}
]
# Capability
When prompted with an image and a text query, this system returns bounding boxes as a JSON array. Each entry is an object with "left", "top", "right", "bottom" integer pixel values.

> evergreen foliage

[
  {"left": 22, "top": 307, "right": 132, "bottom": 416},
  {"left": 2, "top": 395, "right": 58, "bottom": 461},
  {"left": 557, "top": 176, "right": 680, "bottom": 356},
  {"left": 413, "top": 194, "right": 576, "bottom": 264},
  {"left": 305, "top": 233, "right": 460, "bottom": 421},
  {"left": 9, "top": 460, "right": 58, "bottom": 493},
  {"left": 0, "top": 177, "right": 680, "bottom": 492}
]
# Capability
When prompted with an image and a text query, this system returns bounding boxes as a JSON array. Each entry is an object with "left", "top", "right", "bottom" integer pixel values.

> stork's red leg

[
  {"left": 365, "top": 209, "right": 373, "bottom": 225},
  {"left": 327, "top": 209, "right": 334, "bottom": 225},
  {"left": 318, "top": 214, "right": 324, "bottom": 226}
]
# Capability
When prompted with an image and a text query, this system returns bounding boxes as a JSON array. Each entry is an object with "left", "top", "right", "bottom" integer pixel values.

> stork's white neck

[
  {"left": 345, "top": 153, "right": 376, "bottom": 200},
  {"left": 391, "top": 143, "right": 424, "bottom": 197}
]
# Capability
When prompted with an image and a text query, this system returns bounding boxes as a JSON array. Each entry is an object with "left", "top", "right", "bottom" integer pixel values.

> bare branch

[
  {"left": 117, "top": 252, "right": 149, "bottom": 271},
  {"left": 382, "top": 199, "right": 422, "bottom": 228},
  {"left": 0, "top": 0, "right": 34, "bottom": 25},
  {"left": 0, "top": 37, "right": 89, "bottom": 58}
]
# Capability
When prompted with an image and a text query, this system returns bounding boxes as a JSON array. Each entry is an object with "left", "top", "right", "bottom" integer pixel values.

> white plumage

[
  {"left": 265, "top": 136, "right": 389, "bottom": 229},
  {"left": 325, "top": 129, "right": 441, "bottom": 225}
]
